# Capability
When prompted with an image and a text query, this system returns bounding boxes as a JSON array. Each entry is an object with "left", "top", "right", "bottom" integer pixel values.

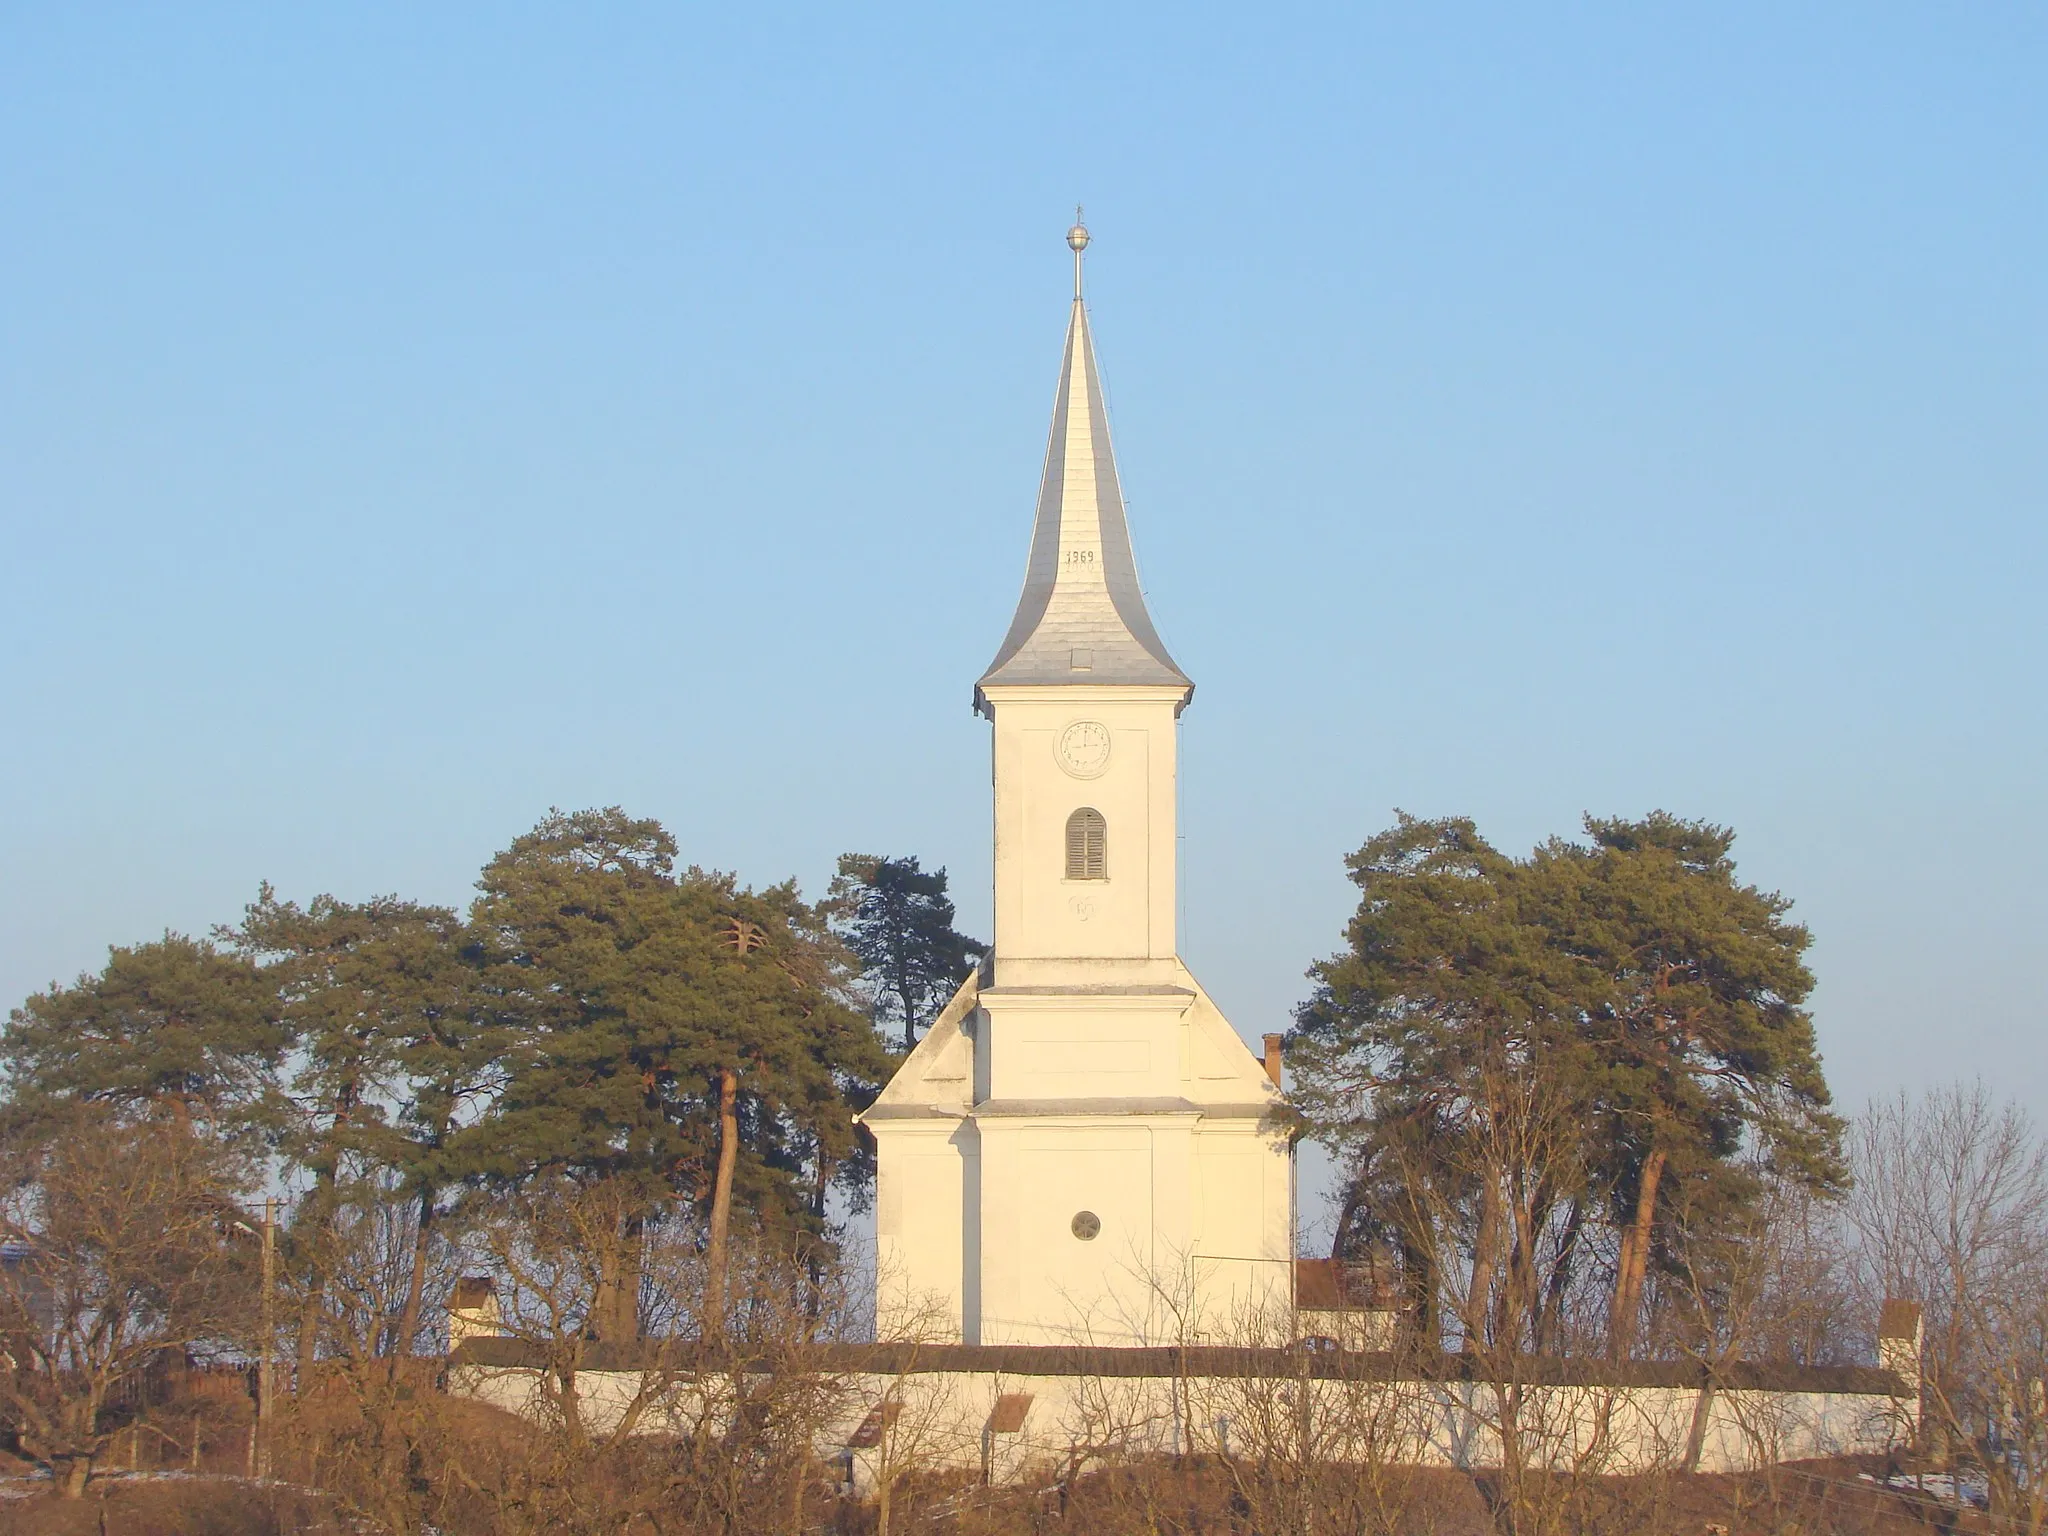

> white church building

[
  {"left": 449, "top": 229, "right": 1918, "bottom": 1478},
  {"left": 857, "top": 222, "right": 1295, "bottom": 1348}
]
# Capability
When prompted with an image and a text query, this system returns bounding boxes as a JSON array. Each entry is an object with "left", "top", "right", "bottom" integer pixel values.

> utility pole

[{"left": 257, "top": 1196, "right": 275, "bottom": 1480}]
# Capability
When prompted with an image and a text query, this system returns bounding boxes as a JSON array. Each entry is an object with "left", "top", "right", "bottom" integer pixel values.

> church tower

[{"left": 860, "top": 222, "right": 1292, "bottom": 1347}]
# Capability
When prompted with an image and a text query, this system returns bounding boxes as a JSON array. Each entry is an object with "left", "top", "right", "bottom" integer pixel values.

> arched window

[{"left": 1065, "top": 808, "right": 1107, "bottom": 881}]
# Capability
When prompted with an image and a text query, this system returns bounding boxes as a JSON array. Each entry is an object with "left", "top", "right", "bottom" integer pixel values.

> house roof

[{"left": 1295, "top": 1258, "right": 1393, "bottom": 1310}]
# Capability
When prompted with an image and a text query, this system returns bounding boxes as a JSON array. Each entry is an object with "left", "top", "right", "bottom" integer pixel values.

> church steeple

[
  {"left": 862, "top": 226, "right": 1293, "bottom": 1350},
  {"left": 976, "top": 218, "right": 1191, "bottom": 713}
]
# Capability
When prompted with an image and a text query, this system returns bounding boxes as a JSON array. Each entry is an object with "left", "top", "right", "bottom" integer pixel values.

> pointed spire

[{"left": 977, "top": 220, "right": 1191, "bottom": 710}]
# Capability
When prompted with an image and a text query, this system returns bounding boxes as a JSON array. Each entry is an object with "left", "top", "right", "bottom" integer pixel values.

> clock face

[{"left": 1056, "top": 720, "right": 1112, "bottom": 779}]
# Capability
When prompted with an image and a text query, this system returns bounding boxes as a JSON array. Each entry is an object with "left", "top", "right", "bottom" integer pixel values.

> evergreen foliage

[
  {"left": 1291, "top": 811, "right": 1842, "bottom": 1358},
  {"left": 229, "top": 887, "right": 483, "bottom": 1364},
  {"left": 0, "top": 795, "right": 1896, "bottom": 1508},
  {"left": 829, "top": 853, "right": 986, "bottom": 1051},
  {"left": 463, "top": 809, "right": 891, "bottom": 1335},
  {"left": 3, "top": 932, "right": 286, "bottom": 1141},
  {"left": 0, "top": 806, "right": 901, "bottom": 1363}
]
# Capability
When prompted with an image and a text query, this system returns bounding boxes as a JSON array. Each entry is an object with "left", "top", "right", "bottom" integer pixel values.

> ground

[{"left": 0, "top": 1446, "right": 2005, "bottom": 1534}]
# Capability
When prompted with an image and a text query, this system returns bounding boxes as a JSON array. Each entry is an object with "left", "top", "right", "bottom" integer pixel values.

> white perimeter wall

[{"left": 451, "top": 1364, "right": 1908, "bottom": 1483}]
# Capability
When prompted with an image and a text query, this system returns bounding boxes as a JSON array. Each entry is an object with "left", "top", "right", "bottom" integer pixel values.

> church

[
  {"left": 451, "top": 229, "right": 1918, "bottom": 1478},
  {"left": 858, "top": 221, "right": 1295, "bottom": 1348}
]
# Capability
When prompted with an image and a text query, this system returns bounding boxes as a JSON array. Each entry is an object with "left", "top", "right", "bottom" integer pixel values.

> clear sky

[{"left": 4, "top": 5, "right": 2044, "bottom": 1202}]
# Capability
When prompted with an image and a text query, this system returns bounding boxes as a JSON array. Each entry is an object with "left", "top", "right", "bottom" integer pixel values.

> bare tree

[
  {"left": 687, "top": 1239, "right": 873, "bottom": 1536},
  {"left": 852, "top": 1341, "right": 961, "bottom": 1536},
  {"left": 1651, "top": 1165, "right": 1853, "bottom": 1474},
  {"left": 1850, "top": 1083, "right": 2048, "bottom": 1529},
  {"left": 266, "top": 1169, "right": 467, "bottom": 1536},
  {"left": 0, "top": 1108, "right": 255, "bottom": 1497},
  {"left": 452, "top": 1184, "right": 877, "bottom": 1536},
  {"left": 463, "top": 1175, "right": 700, "bottom": 1458},
  {"left": 1974, "top": 1243, "right": 2048, "bottom": 1535}
]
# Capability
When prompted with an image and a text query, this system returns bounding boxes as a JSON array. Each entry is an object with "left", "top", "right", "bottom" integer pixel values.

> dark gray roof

[
  {"left": 448, "top": 1336, "right": 1913, "bottom": 1395},
  {"left": 976, "top": 298, "right": 1191, "bottom": 710}
]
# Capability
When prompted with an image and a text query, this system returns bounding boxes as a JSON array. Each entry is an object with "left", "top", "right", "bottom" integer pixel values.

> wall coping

[{"left": 446, "top": 1339, "right": 1907, "bottom": 1396}]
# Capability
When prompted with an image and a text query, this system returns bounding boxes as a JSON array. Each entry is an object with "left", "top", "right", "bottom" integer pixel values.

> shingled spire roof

[{"left": 976, "top": 222, "right": 1191, "bottom": 714}]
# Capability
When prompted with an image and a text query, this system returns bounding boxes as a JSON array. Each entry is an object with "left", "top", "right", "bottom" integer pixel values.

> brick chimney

[{"left": 1262, "top": 1034, "right": 1284, "bottom": 1089}]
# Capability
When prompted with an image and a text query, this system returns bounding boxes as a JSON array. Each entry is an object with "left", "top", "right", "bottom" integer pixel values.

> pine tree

[
  {"left": 232, "top": 887, "right": 482, "bottom": 1370},
  {"left": 829, "top": 854, "right": 985, "bottom": 1051},
  {"left": 3, "top": 932, "right": 286, "bottom": 1142},
  {"left": 1549, "top": 813, "right": 1843, "bottom": 1356},
  {"left": 1292, "top": 811, "right": 1842, "bottom": 1358},
  {"left": 464, "top": 809, "right": 889, "bottom": 1341}
]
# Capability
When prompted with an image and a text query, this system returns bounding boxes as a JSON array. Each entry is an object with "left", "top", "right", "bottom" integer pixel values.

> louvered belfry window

[{"left": 1065, "top": 808, "right": 1107, "bottom": 880}]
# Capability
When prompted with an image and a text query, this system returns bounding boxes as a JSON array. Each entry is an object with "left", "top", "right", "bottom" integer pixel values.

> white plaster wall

[
  {"left": 868, "top": 970, "right": 1290, "bottom": 1346},
  {"left": 1191, "top": 1124, "right": 1294, "bottom": 1341},
  {"left": 450, "top": 1364, "right": 1909, "bottom": 1481},
  {"left": 875, "top": 1121, "right": 972, "bottom": 1340},
  {"left": 982, "top": 685, "right": 1186, "bottom": 970},
  {"left": 864, "top": 670, "right": 1289, "bottom": 1350},
  {"left": 828, "top": 1373, "right": 1907, "bottom": 1482},
  {"left": 978, "top": 993, "right": 1190, "bottom": 1102},
  {"left": 1017, "top": 1123, "right": 1156, "bottom": 1342},
  {"left": 905, "top": 1107, "right": 1288, "bottom": 1348}
]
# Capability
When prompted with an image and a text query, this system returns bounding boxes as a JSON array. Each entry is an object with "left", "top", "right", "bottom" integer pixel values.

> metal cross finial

[{"left": 1066, "top": 206, "right": 1090, "bottom": 299}]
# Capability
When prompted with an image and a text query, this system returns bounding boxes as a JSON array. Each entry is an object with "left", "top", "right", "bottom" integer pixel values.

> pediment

[
  {"left": 862, "top": 966, "right": 983, "bottom": 1118},
  {"left": 1174, "top": 960, "right": 1288, "bottom": 1107},
  {"left": 861, "top": 958, "right": 1284, "bottom": 1123}
]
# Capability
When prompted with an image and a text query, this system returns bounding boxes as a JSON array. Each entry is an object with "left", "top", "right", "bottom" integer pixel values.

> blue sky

[{"left": 4, "top": 4, "right": 2044, "bottom": 1194}]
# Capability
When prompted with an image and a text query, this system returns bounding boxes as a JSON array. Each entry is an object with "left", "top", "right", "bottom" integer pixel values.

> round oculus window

[{"left": 1070, "top": 1210, "right": 1101, "bottom": 1241}]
